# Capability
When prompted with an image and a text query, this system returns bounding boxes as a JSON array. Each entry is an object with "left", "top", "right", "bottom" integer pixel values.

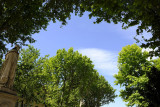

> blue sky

[
  {"left": 30, "top": 13, "right": 138, "bottom": 107},
  {"left": 32, "top": 13, "right": 137, "bottom": 107},
  {"left": 20, "top": 13, "right": 139, "bottom": 106}
]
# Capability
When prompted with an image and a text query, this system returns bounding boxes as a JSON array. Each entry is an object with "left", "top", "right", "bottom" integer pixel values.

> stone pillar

[
  {"left": 0, "top": 87, "right": 18, "bottom": 107},
  {"left": 0, "top": 45, "right": 20, "bottom": 107}
]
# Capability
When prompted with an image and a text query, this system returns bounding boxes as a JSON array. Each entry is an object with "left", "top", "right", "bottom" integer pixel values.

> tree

[
  {"left": 82, "top": 75, "right": 116, "bottom": 107},
  {"left": 0, "top": 0, "right": 84, "bottom": 56},
  {"left": 140, "top": 58, "right": 160, "bottom": 107},
  {"left": 14, "top": 46, "right": 116, "bottom": 106},
  {"left": 114, "top": 44, "right": 160, "bottom": 107},
  {"left": 139, "top": 66, "right": 160, "bottom": 107},
  {"left": 114, "top": 44, "right": 150, "bottom": 106},
  {"left": 83, "top": 0, "right": 160, "bottom": 56},
  {"left": 14, "top": 45, "right": 49, "bottom": 105},
  {"left": 1, "top": 0, "right": 160, "bottom": 57},
  {"left": 42, "top": 47, "right": 116, "bottom": 106}
]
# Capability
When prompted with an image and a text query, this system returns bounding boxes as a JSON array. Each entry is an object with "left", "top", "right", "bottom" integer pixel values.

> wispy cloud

[{"left": 78, "top": 48, "right": 118, "bottom": 76}]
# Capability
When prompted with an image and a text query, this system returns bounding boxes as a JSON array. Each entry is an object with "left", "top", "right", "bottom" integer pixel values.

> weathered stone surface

[
  {"left": 0, "top": 87, "right": 18, "bottom": 107},
  {"left": 0, "top": 45, "right": 20, "bottom": 89}
]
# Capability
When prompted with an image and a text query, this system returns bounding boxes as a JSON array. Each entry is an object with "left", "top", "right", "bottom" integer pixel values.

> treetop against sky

[{"left": 1, "top": 0, "right": 160, "bottom": 106}]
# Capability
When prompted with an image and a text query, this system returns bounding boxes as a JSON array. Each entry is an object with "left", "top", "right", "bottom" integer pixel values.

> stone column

[
  {"left": 0, "top": 45, "right": 20, "bottom": 107},
  {"left": 0, "top": 87, "right": 18, "bottom": 107}
]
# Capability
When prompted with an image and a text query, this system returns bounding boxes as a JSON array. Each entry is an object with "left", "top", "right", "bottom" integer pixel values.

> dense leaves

[
  {"left": 0, "top": 0, "right": 84, "bottom": 56},
  {"left": 1, "top": 0, "right": 160, "bottom": 57},
  {"left": 114, "top": 44, "right": 150, "bottom": 106},
  {"left": 84, "top": 0, "right": 160, "bottom": 56},
  {"left": 139, "top": 66, "right": 160, "bottom": 107},
  {"left": 82, "top": 75, "right": 116, "bottom": 107},
  {"left": 14, "top": 45, "right": 49, "bottom": 104},
  {"left": 115, "top": 44, "right": 160, "bottom": 107},
  {"left": 14, "top": 46, "right": 116, "bottom": 106}
]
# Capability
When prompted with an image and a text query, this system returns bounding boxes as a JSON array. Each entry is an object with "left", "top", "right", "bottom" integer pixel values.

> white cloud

[
  {"left": 142, "top": 48, "right": 153, "bottom": 52},
  {"left": 142, "top": 48, "right": 158, "bottom": 60},
  {"left": 78, "top": 48, "right": 118, "bottom": 76}
]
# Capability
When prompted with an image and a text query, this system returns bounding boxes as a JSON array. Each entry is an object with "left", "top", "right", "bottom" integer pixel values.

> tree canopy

[
  {"left": 84, "top": 0, "right": 160, "bottom": 56},
  {"left": 114, "top": 44, "right": 160, "bottom": 106},
  {"left": 14, "top": 45, "right": 49, "bottom": 104},
  {"left": 1, "top": 0, "right": 160, "bottom": 57},
  {"left": 0, "top": 0, "right": 85, "bottom": 56},
  {"left": 14, "top": 46, "right": 116, "bottom": 106}
]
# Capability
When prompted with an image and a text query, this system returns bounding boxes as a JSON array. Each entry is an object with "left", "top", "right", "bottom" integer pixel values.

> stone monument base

[{"left": 0, "top": 87, "right": 18, "bottom": 107}]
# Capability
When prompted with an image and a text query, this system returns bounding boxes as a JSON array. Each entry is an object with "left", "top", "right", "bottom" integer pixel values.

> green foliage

[
  {"left": 14, "top": 46, "right": 116, "bottom": 106},
  {"left": 82, "top": 75, "right": 116, "bottom": 107},
  {"left": 139, "top": 66, "right": 160, "bottom": 107},
  {"left": 41, "top": 47, "right": 116, "bottom": 106},
  {"left": 1, "top": 0, "right": 160, "bottom": 57},
  {"left": 14, "top": 45, "right": 49, "bottom": 104},
  {"left": 115, "top": 44, "right": 160, "bottom": 106},
  {"left": 0, "top": 0, "right": 83, "bottom": 55},
  {"left": 84, "top": 0, "right": 160, "bottom": 56}
]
